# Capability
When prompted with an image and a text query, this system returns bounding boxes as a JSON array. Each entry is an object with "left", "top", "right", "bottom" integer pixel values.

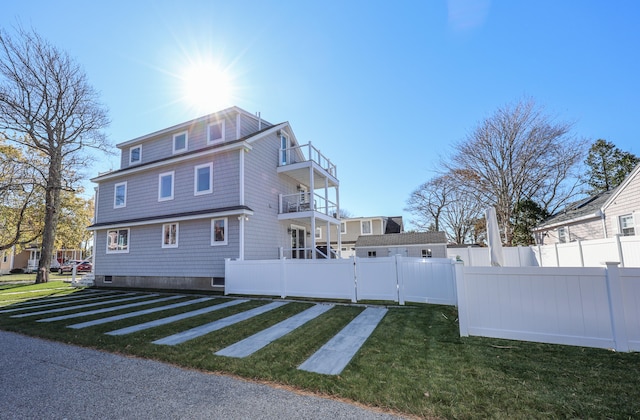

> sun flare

[{"left": 181, "top": 62, "right": 234, "bottom": 114}]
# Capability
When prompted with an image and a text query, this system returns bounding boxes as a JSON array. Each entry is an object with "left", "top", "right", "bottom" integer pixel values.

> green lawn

[{"left": 1, "top": 283, "right": 639, "bottom": 419}]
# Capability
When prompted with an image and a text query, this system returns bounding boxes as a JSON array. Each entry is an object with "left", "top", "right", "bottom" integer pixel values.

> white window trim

[
  {"left": 315, "top": 227, "right": 322, "bottom": 239},
  {"left": 207, "top": 120, "right": 226, "bottom": 145},
  {"left": 619, "top": 214, "right": 635, "bottom": 236},
  {"left": 114, "top": 182, "right": 127, "bottom": 209},
  {"left": 158, "top": 171, "right": 175, "bottom": 202},
  {"left": 211, "top": 217, "right": 228, "bottom": 246},
  {"left": 341, "top": 222, "right": 347, "bottom": 234},
  {"left": 361, "top": 219, "right": 373, "bottom": 235},
  {"left": 173, "top": 131, "right": 188, "bottom": 154},
  {"left": 280, "top": 132, "right": 290, "bottom": 165},
  {"left": 194, "top": 163, "right": 213, "bottom": 196},
  {"left": 129, "top": 145, "right": 142, "bottom": 165},
  {"left": 106, "top": 228, "right": 130, "bottom": 254},
  {"left": 162, "top": 223, "right": 179, "bottom": 248}
]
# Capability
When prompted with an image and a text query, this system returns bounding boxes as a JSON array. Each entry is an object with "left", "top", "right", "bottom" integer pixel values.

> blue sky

[{"left": 3, "top": 1, "right": 639, "bottom": 227}]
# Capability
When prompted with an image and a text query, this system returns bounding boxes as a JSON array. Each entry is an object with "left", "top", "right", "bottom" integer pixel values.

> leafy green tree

[
  {"left": 0, "top": 140, "right": 44, "bottom": 251},
  {"left": 511, "top": 199, "right": 549, "bottom": 246},
  {"left": 584, "top": 139, "right": 639, "bottom": 194}
]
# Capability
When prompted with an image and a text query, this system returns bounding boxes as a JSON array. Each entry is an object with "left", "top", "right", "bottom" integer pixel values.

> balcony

[
  {"left": 278, "top": 142, "right": 338, "bottom": 183},
  {"left": 279, "top": 192, "right": 338, "bottom": 219}
]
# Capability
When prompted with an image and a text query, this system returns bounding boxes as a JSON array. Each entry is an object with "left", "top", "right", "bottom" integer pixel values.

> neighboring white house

[
  {"left": 316, "top": 216, "right": 403, "bottom": 258},
  {"left": 355, "top": 231, "right": 447, "bottom": 258},
  {"left": 89, "top": 106, "right": 340, "bottom": 291},
  {"left": 533, "top": 163, "right": 640, "bottom": 244}
]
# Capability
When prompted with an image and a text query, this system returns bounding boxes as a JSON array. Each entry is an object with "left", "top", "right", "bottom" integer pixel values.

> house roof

[
  {"left": 92, "top": 123, "right": 286, "bottom": 182},
  {"left": 355, "top": 231, "right": 447, "bottom": 247},
  {"left": 534, "top": 163, "right": 640, "bottom": 231}
]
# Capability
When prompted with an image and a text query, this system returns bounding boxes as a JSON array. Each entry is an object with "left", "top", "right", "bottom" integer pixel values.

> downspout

[{"left": 600, "top": 210, "right": 607, "bottom": 238}]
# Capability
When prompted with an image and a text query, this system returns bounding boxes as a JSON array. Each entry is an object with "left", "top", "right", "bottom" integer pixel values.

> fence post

[
  {"left": 577, "top": 239, "right": 584, "bottom": 267},
  {"left": 554, "top": 243, "right": 560, "bottom": 267},
  {"left": 615, "top": 234, "right": 625, "bottom": 268},
  {"left": 467, "top": 246, "right": 473, "bottom": 266},
  {"left": 351, "top": 257, "right": 357, "bottom": 303},
  {"left": 537, "top": 244, "right": 543, "bottom": 267},
  {"left": 280, "top": 258, "right": 287, "bottom": 299},
  {"left": 396, "top": 255, "right": 405, "bottom": 305},
  {"left": 224, "top": 258, "right": 231, "bottom": 295},
  {"left": 454, "top": 262, "right": 468, "bottom": 336},
  {"left": 604, "top": 261, "right": 629, "bottom": 352}
]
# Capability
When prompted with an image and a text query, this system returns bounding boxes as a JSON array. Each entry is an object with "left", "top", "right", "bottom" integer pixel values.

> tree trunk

[{"left": 35, "top": 156, "right": 62, "bottom": 283}]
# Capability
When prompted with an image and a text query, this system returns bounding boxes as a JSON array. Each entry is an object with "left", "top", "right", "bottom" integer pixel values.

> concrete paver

[
  {"left": 106, "top": 298, "right": 247, "bottom": 336},
  {"left": 216, "top": 303, "right": 334, "bottom": 358},
  {"left": 298, "top": 307, "right": 388, "bottom": 375},
  {"left": 153, "top": 301, "right": 288, "bottom": 346},
  {"left": 37, "top": 295, "right": 183, "bottom": 323},
  {"left": 68, "top": 296, "right": 215, "bottom": 329},
  {"left": 10, "top": 293, "right": 145, "bottom": 318}
]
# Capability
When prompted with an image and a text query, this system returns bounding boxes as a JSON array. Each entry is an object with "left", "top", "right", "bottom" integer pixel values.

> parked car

[
  {"left": 58, "top": 260, "right": 92, "bottom": 274},
  {"left": 50, "top": 259, "right": 61, "bottom": 272}
]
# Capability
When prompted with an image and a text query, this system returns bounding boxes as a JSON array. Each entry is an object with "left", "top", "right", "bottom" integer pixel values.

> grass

[{"left": 1, "top": 283, "right": 639, "bottom": 419}]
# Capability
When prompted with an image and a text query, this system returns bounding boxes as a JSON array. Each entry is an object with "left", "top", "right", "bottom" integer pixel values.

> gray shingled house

[
  {"left": 355, "top": 231, "right": 447, "bottom": 258},
  {"left": 89, "top": 107, "right": 340, "bottom": 291},
  {"left": 533, "top": 163, "right": 640, "bottom": 244}
]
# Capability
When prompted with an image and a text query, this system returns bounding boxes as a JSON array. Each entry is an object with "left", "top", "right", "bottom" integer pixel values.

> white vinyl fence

[
  {"left": 225, "top": 256, "right": 457, "bottom": 305},
  {"left": 447, "top": 234, "right": 640, "bottom": 267},
  {"left": 456, "top": 263, "right": 640, "bottom": 352}
]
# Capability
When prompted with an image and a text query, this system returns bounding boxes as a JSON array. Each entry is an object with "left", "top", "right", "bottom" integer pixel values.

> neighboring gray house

[
  {"left": 355, "top": 231, "right": 447, "bottom": 258},
  {"left": 89, "top": 107, "right": 340, "bottom": 291},
  {"left": 533, "top": 163, "right": 640, "bottom": 244},
  {"left": 316, "top": 216, "right": 403, "bottom": 258}
]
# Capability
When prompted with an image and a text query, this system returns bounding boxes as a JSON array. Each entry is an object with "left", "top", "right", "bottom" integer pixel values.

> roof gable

[{"left": 602, "top": 163, "right": 640, "bottom": 211}]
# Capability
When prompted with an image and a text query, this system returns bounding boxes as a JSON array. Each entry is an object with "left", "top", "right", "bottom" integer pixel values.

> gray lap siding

[
  {"left": 94, "top": 217, "right": 239, "bottom": 279},
  {"left": 98, "top": 151, "right": 240, "bottom": 224}
]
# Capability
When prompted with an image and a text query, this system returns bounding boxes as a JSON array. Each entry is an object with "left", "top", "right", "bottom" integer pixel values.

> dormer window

[
  {"left": 129, "top": 145, "right": 141, "bottom": 165},
  {"left": 173, "top": 131, "right": 188, "bottom": 154},
  {"left": 207, "top": 121, "right": 225, "bottom": 144}
]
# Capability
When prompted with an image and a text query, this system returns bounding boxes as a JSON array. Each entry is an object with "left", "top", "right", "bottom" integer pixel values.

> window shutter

[{"left": 612, "top": 215, "right": 620, "bottom": 235}]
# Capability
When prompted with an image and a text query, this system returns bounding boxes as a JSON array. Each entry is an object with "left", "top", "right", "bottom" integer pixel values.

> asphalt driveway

[{"left": 0, "top": 330, "right": 404, "bottom": 419}]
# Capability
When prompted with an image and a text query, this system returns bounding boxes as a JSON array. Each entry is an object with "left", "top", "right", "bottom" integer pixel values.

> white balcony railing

[
  {"left": 280, "top": 143, "right": 337, "bottom": 178},
  {"left": 280, "top": 192, "right": 338, "bottom": 218}
]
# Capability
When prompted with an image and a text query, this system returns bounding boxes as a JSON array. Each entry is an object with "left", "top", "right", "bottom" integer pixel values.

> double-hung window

[
  {"left": 158, "top": 171, "right": 174, "bottom": 201},
  {"left": 107, "top": 228, "right": 129, "bottom": 253},
  {"left": 361, "top": 220, "right": 372, "bottom": 235},
  {"left": 194, "top": 163, "right": 213, "bottom": 195},
  {"left": 114, "top": 182, "right": 127, "bottom": 208},
  {"left": 315, "top": 227, "right": 322, "bottom": 239},
  {"left": 129, "top": 145, "right": 141, "bottom": 165},
  {"left": 340, "top": 222, "right": 347, "bottom": 234},
  {"left": 211, "top": 218, "right": 227, "bottom": 246},
  {"left": 173, "top": 131, "right": 188, "bottom": 154},
  {"left": 558, "top": 227, "right": 567, "bottom": 243},
  {"left": 620, "top": 214, "right": 636, "bottom": 236},
  {"left": 207, "top": 121, "right": 225, "bottom": 144},
  {"left": 162, "top": 223, "right": 179, "bottom": 248}
]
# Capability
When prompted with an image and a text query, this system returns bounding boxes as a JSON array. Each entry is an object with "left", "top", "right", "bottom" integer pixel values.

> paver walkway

[
  {"left": 154, "top": 301, "right": 288, "bottom": 346},
  {"left": 37, "top": 295, "right": 183, "bottom": 323},
  {"left": 68, "top": 296, "right": 215, "bottom": 329},
  {"left": 11, "top": 294, "right": 149, "bottom": 318},
  {"left": 106, "top": 299, "right": 247, "bottom": 336},
  {"left": 298, "top": 307, "right": 388, "bottom": 375},
  {"left": 216, "top": 303, "right": 334, "bottom": 358},
  {"left": 0, "top": 290, "right": 119, "bottom": 313}
]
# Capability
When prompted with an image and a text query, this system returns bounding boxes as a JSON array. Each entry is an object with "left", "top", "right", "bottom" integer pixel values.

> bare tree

[
  {"left": 445, "top": 98, "right": 586, "bottom": 245},
  {"left": 405, "top": 175, "right": 454, "bottom": 232},
  {"left": 405, "top": 173, "right": 482, "bottom": 243},
  {"left": 0, "top": 27, "right": 109, "bottom": 282}
]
